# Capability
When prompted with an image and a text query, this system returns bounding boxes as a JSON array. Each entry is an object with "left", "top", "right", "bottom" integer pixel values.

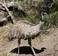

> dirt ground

[{"left": 0, "top": 25, "right": 58, "bottom": 56}]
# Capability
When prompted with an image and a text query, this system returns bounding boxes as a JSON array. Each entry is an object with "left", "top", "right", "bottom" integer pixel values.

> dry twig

[{"left": 0, "top": 2, "right": 15, "bottom": 24}]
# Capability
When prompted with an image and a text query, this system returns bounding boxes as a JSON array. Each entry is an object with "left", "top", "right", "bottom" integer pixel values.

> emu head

[{"left": 41, "top": 12, "right": 47, "bottom": 21}]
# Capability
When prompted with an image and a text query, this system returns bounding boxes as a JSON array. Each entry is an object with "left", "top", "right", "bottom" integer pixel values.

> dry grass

[
  {"left": 0, "top": 23, "right": 13, "bottom": 43},
  {"left": 0, "top": 53, "right": 10, "bottom": 56}
]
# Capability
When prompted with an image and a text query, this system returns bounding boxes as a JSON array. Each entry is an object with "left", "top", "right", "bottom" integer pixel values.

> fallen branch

[{"left": 0, "top": 2, "right": 16, "bottom": 24}]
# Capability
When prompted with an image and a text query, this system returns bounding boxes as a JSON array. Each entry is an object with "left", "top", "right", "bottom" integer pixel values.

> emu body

[{"left": 8, "top": 20, "right": 43, "bottom": 40}]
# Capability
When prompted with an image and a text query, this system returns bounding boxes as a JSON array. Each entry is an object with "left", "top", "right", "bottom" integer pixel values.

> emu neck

[{"left": 28, "top": 21, "right": 44, "bottom": 36}]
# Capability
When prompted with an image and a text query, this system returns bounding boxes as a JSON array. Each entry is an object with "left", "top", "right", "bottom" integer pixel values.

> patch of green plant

[{"left": 42, "top": 11, "right": 58, "bottom": 31}]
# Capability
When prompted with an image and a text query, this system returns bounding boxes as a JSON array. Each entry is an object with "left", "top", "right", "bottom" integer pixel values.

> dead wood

[{"left": 0, "top": 2, "right": 16, "bottom": 24}]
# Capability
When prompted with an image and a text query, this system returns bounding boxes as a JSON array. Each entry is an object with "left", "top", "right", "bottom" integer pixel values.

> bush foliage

[{"left": 0, "top": 0, "right": 58, "bottom": 29}]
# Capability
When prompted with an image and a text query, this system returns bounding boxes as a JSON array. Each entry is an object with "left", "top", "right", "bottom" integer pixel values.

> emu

[{"left": 8, "top": 14, "right": 45, "bottom": 56}]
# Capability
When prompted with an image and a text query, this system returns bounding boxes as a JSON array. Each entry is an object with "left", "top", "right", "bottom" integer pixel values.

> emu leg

[
  {"left": 18, "top": 38, "right": 21, "bottom": 56},
  {"left": 28, "top": 38, "right": 37, "bottom": 56}
]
